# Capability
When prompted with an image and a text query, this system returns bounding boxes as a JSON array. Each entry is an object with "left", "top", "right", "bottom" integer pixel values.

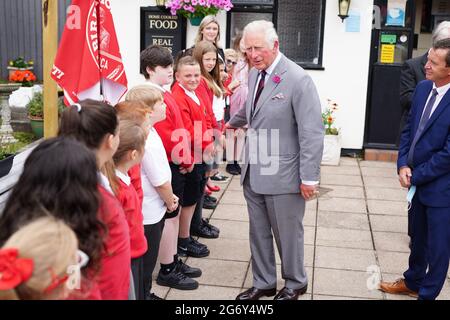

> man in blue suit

[{"left": 379, "top": 39, "right": 450, "bottom": 300}]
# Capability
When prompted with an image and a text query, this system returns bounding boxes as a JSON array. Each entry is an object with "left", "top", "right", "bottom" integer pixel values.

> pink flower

[{"left": 272, "top": 75, "right": 281, "bottom": 84}]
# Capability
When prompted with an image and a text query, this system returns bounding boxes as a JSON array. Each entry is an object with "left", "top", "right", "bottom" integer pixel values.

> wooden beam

[{"left": 42, "top": 0, "right": 58, "bottom": 138}]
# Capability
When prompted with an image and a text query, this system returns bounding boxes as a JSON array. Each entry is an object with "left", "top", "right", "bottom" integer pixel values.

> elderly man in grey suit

[{"left": 225, "top": 20, "right": 324, "bottom": 300}]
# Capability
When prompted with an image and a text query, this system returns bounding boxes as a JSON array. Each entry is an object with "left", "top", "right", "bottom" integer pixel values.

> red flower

[
  {"left": 0, "top": 248, "right": 34, "bottom": 290},
  {"left": 272, "top": 75, "right": 281, "bottom": 84}
]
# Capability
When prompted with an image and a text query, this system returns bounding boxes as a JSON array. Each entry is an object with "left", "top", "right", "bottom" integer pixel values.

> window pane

[
  {"left": 277, "top": 0, "right": 323, "bottom": 65},
  {"left": 229, "top": 12, "right": 274, "bottom": 45}
]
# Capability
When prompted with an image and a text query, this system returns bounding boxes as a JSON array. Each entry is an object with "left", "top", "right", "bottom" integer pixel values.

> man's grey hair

[
  {"left": 432, "top": 21, "right": 450, "bottom": 46},
  {"left": 243, "top": 20, "right": 279, "bottom": 49}
]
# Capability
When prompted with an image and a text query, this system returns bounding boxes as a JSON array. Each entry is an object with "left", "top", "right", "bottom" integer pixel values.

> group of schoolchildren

[{"left": 0, "top": 15, "right": 250, "bottom": 300}]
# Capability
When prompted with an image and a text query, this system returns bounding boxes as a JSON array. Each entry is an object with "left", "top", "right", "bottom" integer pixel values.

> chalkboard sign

[{"left": 140, "top": 7, "right": 186, "bottom": 58}]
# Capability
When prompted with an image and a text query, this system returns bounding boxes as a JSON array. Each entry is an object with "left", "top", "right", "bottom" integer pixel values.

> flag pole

[{"left": 42, "top": 0, "right": 58, "bottom": 138}]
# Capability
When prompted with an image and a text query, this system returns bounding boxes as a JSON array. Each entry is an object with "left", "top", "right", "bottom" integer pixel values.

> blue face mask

[{"left": 407, "top": 185, "right": 416, "bottom": 211}]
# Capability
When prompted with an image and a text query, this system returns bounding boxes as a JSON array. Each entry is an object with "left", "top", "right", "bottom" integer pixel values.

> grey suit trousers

[{"left": 243, "top": 167, "right": 307, "bottom": 290}]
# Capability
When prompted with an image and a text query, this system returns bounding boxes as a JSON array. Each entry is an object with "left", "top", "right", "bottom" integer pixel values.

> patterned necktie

[
  {"left": 407, "top": 88, "right": 438, "bottom": 166},
  {"left": 252, "top": 70, "right": 266, "bottom": 117}
]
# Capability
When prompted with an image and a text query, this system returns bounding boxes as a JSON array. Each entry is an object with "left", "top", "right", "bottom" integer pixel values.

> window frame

[{"left": 226, "top": 0, "right": 326, "bottom": 70}]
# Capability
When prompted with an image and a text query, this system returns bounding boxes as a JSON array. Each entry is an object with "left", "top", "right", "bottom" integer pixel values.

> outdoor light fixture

[
  {"left": 155, "top": 0, "right": 166, "bottom": 7},
  {"left": 338, "top": 0, "right": 351, "bottom": 22}
]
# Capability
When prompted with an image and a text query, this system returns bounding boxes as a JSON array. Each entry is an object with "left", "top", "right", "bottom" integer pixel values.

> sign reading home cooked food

[{"left": 140, "top": 7, "right": 186, "bottom": 58}]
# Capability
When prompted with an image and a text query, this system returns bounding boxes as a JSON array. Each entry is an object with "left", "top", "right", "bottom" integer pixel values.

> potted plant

[
  {"left": 7, "top": 56, "right": 35, "bottom": 80},
  {"left": 25, "top": 92, "right": 65, "bottom": 138},
  {"left": 321, "top": 99, "right": 341, "bottom": 166},
  {"left": 166, "top": 0, "right": 233, "bottom": 26}
]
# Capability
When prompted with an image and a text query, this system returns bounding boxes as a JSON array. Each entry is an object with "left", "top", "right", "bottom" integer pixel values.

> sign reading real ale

[{"left": 141, "top": 7, "right": 186, "bottom": 57}]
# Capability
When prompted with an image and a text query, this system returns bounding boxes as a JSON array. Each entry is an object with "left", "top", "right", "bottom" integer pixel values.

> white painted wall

[
  {"left": 111, "top": 0, "right": 373, "bottom": 149},
  {"left": 308, "top": 0, "right": 373, "bottom": 149}
]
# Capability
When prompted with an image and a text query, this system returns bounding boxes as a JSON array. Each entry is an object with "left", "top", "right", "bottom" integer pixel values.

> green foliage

[
  {"left": 9, "top": 56, "right": 34, "bottom": 69},
  {"left": 322, "top": 99, "right": 340, "bottom": 135},
  {"left": 26, "top": 92, "right": 44, "bottom": 118},
  {"left": 26, "top": 92, "right": 65, "bottom": 118},
  {"left": 0, "top": 132, "right": 36, "bottom": 160}
]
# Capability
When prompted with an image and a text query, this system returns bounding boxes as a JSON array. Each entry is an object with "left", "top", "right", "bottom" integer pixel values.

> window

[{"left": 227, "top": 0, "right": 326, "bottom": 69}]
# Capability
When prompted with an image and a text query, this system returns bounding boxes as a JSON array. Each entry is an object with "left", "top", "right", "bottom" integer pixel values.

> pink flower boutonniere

[{"left": 272, "top": 75, "right": 281, "bottom": 84}]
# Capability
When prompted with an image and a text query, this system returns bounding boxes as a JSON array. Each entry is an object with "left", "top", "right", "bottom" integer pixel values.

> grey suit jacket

[{"left": 229, "top": 54, "right": 324, "bottom": 195}]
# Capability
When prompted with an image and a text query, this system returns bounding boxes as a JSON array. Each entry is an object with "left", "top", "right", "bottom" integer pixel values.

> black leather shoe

[
  {"left": 226, "top": 164, "right": 241, "bottom": 175},
  {"left": 202, "top": 198, "right": 217, "bottom": 210},
  {"left": 191, "top": 222, "right": 219, "bottom": 238},
  {"left": 175, "top": 259, "right": 202, "bottom": 278},
  {"left": 178, "top": 238, "right": 210, "bottom": 258},
  {"left": 202, "top": 218, "right": 220, "bottom": 233},
  {"left": 236, "top": 287, "right": 277, "bottom": 300},
  {"left": 205, "top": 195, "right": 217, "bottom": 203},
  {"left": 273, "top": 286, "right": 307, "bottom": 300}
]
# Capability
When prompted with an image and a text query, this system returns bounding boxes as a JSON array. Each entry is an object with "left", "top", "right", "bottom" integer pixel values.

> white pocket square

[{"left": 271, "top": 93, "right": 285, "bottom": 100}]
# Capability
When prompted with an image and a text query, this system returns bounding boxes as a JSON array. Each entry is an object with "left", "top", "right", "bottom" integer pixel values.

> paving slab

[
  {"left": 319, "top": 185, "right": 365, "bottom": 199},
  {"left": 377, "top": 251, "right": 410, "bottom": 274},
  {"left": 313, "top": 268, "right": 383, "bottom": 299},
  {"left": 372, "top": 231, "right": 410, "bottom": 253},
  {"left": 362, "top": 176, "right": 400, "bottom": 188},
  {"left": 365, "top": 187, "right": 407, "bottom": 201},
  {"left": 320, "top": 166, "right": 361, "bottom": 176},
  {"left": 209, "top": 219, "right": 249, "bottom": 240},
  {"left": 213, "top": 204, "right": 249, "bottom": 222},
  {"left": 200, "top": 238, "right": 251, "bottom": 262},
  {"left": 185, "top": 258, "right": 248, "bottom": 288},
  {"left": 320, "top": 174, "right": 363, "bottom": 186},
  {"left": 361, "top": 166, "right": 398, "bottom": 178},
  {"left": 316, "top": 227, "right": 373, "bottom": 250},
  {"left": 367, "top": 199, "right": 408, "bottom": 216},
  {"left": 317, "top": 211, "right": 370, "bottom": 230},
  {"left": 166, "top": 285, "right": 242, "bottom": 300},
  {"left": 319, "top": 197, "right": 367, "bottom": 214},
  {"left": 370, "top": 215, "right": 408, "bottom": 233},
  {"left": 336, "top": 157, "right": 359, "bottom": 166},
  {"left": 359, "top": 161, "right": 397, "bottom": 169},
  {"left": 220, "top": 190, "right": 247, "bottom": 205},
  {"left": 315, "top": 246, "right": 377, "bottom": 272}
]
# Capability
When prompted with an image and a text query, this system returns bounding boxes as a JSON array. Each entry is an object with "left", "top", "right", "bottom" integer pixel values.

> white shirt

[
  {"left": 252, "top": 52, "right": 282, "bottom": 103},
  {"left": 179, "top": 83, "right": 200, "bottom": 106},
  {"left": 141, "top": 127, "right": 172, "bottom": 225},
  {"left": 423, "top": 82, "right": 450, "bottom": 118},
  {"left": 115, "top": 169, "right": 131, "bottom": 186},
  {"left": 98, "top": 172, "right": 114, "bottom": 194},
  {"left": 212, "top": 94, "right": 225, "bottom": 121}
]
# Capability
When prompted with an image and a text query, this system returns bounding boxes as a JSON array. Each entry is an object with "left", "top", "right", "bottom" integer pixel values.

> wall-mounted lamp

[
  {"left": 155, "top": 0, "right": 166, "bottom": 7},
  {"left": 338, "top": 0, "right": 351, "bottom": 22}
]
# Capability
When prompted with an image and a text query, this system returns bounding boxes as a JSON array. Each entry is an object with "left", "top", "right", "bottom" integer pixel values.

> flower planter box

[
  {"left": 7, "top": 66, "right": 34, "bottom": 79},
  {"left": 321, "top": 134, "right": 341, "bottom": 166}
]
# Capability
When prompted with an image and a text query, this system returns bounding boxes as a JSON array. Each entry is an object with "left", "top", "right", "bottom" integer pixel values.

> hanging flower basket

[{"left": 166, "top": 0, "right": 233, "bottom": 22}]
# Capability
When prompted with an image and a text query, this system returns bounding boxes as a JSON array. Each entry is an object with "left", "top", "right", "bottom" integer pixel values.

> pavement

[{"left": 152, "top": 157, "right": 450, "bottom": 300}]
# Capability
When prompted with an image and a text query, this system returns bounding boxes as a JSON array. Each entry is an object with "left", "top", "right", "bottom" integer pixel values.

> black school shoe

[
  {"left": 156, "top": 269, "right": 199, "bottom": 290},
  {"left": 178, "top": 237, "right": 210, "bottom": 258},
  {"left": 202, "top": 197, "right": 217, "bottom": 210},
  {"left": 191, "top": 220, "right": 219, "bottom": 238},
  {"left": 175, "top": 259, "right": 202, "bottom": 278}
]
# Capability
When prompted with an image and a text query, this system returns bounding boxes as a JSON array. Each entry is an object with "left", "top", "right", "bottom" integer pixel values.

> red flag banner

[{"left": 51, "top": 0, "right": 127, "bottom": 106}]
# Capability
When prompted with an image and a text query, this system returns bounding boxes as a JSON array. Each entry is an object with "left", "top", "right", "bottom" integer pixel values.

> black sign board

[{"left": 140, "top": 7, "right": 186, "bottom": 58}]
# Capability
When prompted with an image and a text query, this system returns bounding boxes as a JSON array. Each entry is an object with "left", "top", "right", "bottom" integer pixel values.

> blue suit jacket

[{"left": 397, "top": 80, "right": 450, "bottom": 207}]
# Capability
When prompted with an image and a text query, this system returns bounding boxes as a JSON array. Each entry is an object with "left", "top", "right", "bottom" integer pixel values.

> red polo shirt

[{"left": 116, "top": 172, "right": 147, "bottom": 259}]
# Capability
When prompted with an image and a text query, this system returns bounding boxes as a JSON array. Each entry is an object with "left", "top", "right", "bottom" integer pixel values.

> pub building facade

[{"left": 1, "top": 0, "right": 449, "bottom": 158}]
